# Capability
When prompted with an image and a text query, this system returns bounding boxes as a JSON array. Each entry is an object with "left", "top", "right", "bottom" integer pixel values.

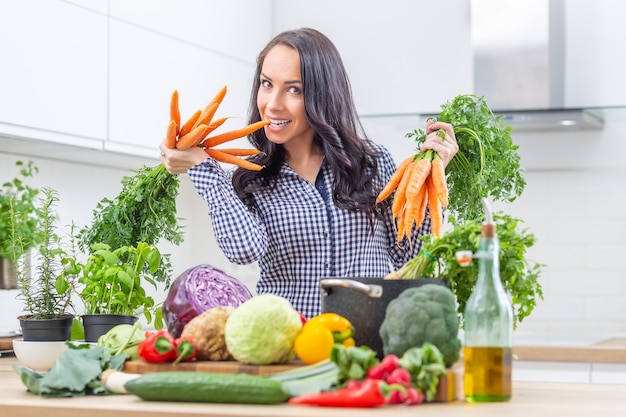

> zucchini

[
  {"left": 269, "top": 359, "right": 339, "bottom": 397},
  {"left": 124, "top": 371, "right": 289, "bottom": 404}
]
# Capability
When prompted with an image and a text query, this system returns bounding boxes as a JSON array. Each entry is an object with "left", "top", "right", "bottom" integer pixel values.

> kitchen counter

[
  {"left": 513, "top": 335, "right": 626, "bottom": 363},
  {"left": 2, "top": 355, "right": 626, "bottom": 416}
]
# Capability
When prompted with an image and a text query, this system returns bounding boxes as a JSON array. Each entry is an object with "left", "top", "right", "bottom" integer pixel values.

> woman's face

[{"left": 257, "top": 44, "right": 314, "bottom": 148}]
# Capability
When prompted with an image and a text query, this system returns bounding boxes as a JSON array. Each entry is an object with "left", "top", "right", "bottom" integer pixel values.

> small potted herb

[
  {"left": 0, "top": 161, "right": 42, "bottom": 289},
  {"left": 11, "top": 187, "right": 77, "bottom": 341},
  {"left": 63, "top": 242, "right": 165, "bottom": 342}
]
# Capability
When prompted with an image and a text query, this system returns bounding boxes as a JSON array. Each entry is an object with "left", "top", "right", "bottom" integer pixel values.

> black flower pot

[
  {"left": 18, "top": 314, "right": 74, "bottom": 341},
  {"left": 82, "top": 314, "right": 138, "bottom": 343}
]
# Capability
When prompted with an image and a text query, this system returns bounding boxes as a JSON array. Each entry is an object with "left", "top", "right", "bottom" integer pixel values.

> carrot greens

[
  {"left": 407, "top": 94, "right": 526, "bottom": 223},
  {"left": 77, "top": 164, "right": 183, "bottom": 286}
]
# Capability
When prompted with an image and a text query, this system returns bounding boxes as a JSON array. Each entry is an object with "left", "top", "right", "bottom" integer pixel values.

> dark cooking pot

[{"left": 320, "top": 277, "right": 446, "bottom": 358}]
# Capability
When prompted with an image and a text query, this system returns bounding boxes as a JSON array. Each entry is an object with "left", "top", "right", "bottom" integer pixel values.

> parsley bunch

[
  {"left": 398, "top": 213, "right": 544, "bottom": 328},
  {"left": 78, "top": 164, "right": 184, "bottom": 286},
  {"left": 407, "top": 94, "right": 526, "bottom": 223}
]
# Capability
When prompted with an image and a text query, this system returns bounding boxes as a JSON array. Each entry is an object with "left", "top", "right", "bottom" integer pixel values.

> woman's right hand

[{"left": 159, "top": 142, "right": 208, "bottom": 174}]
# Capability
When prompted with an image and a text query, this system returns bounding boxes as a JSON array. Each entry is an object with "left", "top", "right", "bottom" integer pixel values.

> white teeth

[{"left": 270, "top": 119, "right": 290, "bottom": 126}]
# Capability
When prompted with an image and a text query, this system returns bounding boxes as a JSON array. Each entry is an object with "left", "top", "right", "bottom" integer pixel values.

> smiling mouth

[{"left": 269, "top": 119, "right": 291, "bottom": 127}]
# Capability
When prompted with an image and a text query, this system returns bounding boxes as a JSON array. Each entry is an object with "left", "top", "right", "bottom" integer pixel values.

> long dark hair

[{"left": 232, "top": 28, "right": 381, "bottom": 219}]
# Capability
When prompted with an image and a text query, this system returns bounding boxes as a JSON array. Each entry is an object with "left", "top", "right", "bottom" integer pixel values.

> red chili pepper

[
  {"left": 137, "top": 330, "right": 177, "bottom": 363},
  {"left": 288, "top": 378, "right": 387, "bottom": 408},
  {"left": 172, "top": 336, "right": 198, "bottom": 365}
]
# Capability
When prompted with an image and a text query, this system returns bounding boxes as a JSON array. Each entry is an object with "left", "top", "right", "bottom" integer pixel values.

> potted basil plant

[{"left": 62, "top": 242, "right": 165, "bottom": 342}]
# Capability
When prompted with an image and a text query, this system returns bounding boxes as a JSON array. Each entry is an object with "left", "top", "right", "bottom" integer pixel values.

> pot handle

[{"left": 320, "top": 279, "right": 383, "bottom": 298}]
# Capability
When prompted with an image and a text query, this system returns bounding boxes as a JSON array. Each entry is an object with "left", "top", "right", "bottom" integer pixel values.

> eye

[
  {"left": 260, "top": 79, "right": 272, "bottom": 88},
  {"left": 287, "top": 86, "right": 302, "bottom": 95}
]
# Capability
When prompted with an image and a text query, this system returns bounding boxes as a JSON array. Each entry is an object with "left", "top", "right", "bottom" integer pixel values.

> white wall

[{"left": 1, "top": 0, "right": 626, "bottom": 339}]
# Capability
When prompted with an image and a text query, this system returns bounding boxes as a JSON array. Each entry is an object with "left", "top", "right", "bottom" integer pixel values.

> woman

[{"left": 160, "top": 28, "right": 458, "bottom": 318}]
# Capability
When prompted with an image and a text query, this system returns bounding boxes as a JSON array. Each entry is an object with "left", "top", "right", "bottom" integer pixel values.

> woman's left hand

[{"left": 420, "top": 119, "right": 459, "bottom": 167}]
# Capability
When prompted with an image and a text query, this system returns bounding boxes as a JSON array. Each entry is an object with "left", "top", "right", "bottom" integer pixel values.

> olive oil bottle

[{"left": 463, "top": 199, "right": 513, "bottom": 402}]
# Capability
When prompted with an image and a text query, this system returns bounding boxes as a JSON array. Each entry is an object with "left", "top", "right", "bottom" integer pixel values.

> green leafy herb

[
  {"left": 13, "top": 187, "right": 76, "bottom": 319},
  {"left": 77, "top": 164, "right": 183, "bottom": 286},
  {"left": 398, "top": 213, "right": 544, "bottom": 328},
  {"left": 13, "top": 343, "right": 127, "bottom": 397},
  {"left": 398, "top": 342, "right": 447, "bottom": 402},
  {"left": 330, "top": 344, "right": 379, "bottom": 386},
  {"left": 0, "top": 160, "right": 42, "bottom": 260},
  {"left": 62, "top": 242, "right": 165, "bottom": 328},
  {"left": 407, "top": 94, "right": 526, "bottom": 222}
]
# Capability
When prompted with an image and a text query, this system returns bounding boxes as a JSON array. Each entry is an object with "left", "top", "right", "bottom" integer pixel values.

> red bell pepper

[
  {"left": 137, "top": 330, "right": 177, "bottom": 363},
  {"left": 288, "top": 378, "right": 387, "bottom": 408},
  {"left": 172, "top": 336, "right": 198, "bottom": 365}
]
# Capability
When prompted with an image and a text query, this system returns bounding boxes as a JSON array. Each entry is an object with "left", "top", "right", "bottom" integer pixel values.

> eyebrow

[{"left": 260, "top": 72, "right": 302, "bottom": 85}]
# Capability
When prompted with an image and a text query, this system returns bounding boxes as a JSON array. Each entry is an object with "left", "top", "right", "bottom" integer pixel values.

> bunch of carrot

[
  {"left": 164, "top": 86, "right": 269, "bottom": 171},
  {"left": 376, "top": 147, "right": 448, "bottom": 241}
]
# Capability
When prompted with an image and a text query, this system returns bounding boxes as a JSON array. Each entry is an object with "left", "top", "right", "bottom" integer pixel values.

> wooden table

[{"left": 2, "top": 354, "right": 626, "bottom": 417}]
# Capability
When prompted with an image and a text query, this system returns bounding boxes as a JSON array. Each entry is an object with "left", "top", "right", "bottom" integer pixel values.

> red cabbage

[{"left": 162, "top": 264, "right": 253, "bottom": 337}]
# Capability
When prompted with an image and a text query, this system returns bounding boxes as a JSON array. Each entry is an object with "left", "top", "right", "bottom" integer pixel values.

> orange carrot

[
  {"left": 164, "top": 120, "right": 178, "bottom": 149},
  {"left": 193, "top": 102, "right": 219, "bottom": 130},
  {"left": 204, "top": 120, "right": 270, "bottom": 148},
  {"left": 170, "top": 90, "right": 181, "bottom": 134},
  {"left": 426, "top": 175, "right": 443, "bottom": 237},
  {"left": 203, "top": 116, "right": 230, "bottom": 137},
  {"left": 396, "top": 205, "right": 407, "bottom": 244},
  {"left": 206, "top": 85, "right": 227, "bottom": 109},
  {"left": 214, "top": 148, "right": 261, "bottom": 156},
  {"left": 404, "top": 157, "right": 432, "bottom": 202},
  {"left": 392, "top": 161, "right": 415, "bottom": 219},
  {"left": 430, "top": 154, "right": 449, "bottom": 207},
  {"left": 179, "top": 109, "right": 202, "bottom": 137},
  {"left": 376, "top": 156, "right": 414, "bottom": 204},
  {"left": 176, "top": 124, "right": 209, "bottom": 151},
  {"left": 407, "top": 179, "right": 428, "bottom": 238},
  {"left": 205, "top": 148, "right": 264, "bottom": 171}
]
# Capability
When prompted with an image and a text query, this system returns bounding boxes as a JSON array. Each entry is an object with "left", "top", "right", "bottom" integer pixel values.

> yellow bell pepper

[{"left": 293, "top": 313, "right": 355, "bottom": 364}]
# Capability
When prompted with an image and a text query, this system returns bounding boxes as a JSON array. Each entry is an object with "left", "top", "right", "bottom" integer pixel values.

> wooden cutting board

[
  {"left": 0, "top": 337, "right": 19, "bottom": 351},
  {"left": 123, "top": 359, "right": 463, "bottom": 402},
  {"left": 123, "top": 359, "right": 303, "bottom": 376}
]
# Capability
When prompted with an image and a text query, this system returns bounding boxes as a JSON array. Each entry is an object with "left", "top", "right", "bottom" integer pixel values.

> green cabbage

[{"left": 224, "top": 294, "right": 302, "bottom": 365}]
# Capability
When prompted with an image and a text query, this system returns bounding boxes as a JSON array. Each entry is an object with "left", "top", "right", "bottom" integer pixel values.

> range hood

[{"left": 471, "top": 0, "right": 604, "bottom": 131}]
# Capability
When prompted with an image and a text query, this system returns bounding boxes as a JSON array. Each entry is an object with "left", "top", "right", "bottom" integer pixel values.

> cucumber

[{"left": 124, "top": 371, "right": 289, "bottom": 404}]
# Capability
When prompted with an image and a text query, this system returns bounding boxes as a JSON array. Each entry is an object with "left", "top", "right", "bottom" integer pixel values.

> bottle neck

[{"left": 476, "top": 234, "right": 501, "bottom": 289}]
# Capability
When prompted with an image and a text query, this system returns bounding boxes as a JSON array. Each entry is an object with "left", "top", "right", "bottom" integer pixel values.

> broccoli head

[{"left": 379, "top": 283, "right": 461, "bottom": 367}]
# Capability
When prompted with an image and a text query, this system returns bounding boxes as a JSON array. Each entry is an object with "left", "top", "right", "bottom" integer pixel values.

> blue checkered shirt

[{"left": 188, "top": 143, "right": 430, "bottom": 318}]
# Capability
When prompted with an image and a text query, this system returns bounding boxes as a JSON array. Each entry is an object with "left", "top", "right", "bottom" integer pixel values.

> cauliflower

[
  {"left": 379, "top": 284, "right": 461, "bottom": 367},
  {"left": 181, "top": 306, "right": 234, "bottom": 361}
]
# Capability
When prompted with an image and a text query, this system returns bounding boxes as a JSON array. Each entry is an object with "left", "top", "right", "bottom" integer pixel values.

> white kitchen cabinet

[
  {"left": 107, "top": 20, "right": 257, "bottom": 153},
  {"left": 272, "top": 0, "right": 474, "bottom": 115},
  {"left": 107, "top": 0, "right": 274, "bottom": 153},
  {"left": 565, "top": 0, "right": 626, "bottom": 108},
  {"left": 0, "top": 0, "right": 108, "bottom": 143},
  {"left": 108, "top": 0, "right": 268, "bottom": 64},
  {"left": 0, "top": 0, "right": 273, "bottom": 167}
]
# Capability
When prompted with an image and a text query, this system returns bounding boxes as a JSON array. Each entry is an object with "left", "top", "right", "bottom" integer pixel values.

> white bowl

[{"left": 12, "top": 339, "right": 70, "bottom": 372}]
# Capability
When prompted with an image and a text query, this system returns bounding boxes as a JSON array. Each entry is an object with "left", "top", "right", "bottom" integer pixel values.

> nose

[{"left": 264, "top": 89, "right": 284, "bottom": 112}]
